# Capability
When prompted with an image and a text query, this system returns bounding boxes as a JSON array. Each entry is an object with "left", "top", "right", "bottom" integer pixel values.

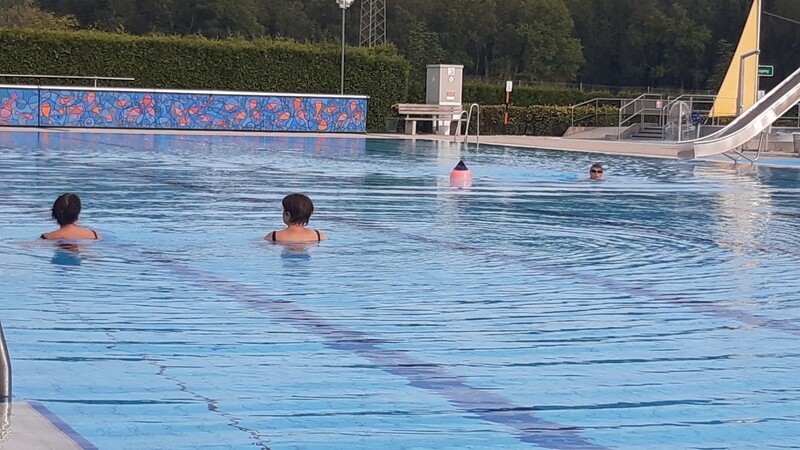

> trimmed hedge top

[{"left": 0, "top": 28, "right": 410, "bottom": 131}]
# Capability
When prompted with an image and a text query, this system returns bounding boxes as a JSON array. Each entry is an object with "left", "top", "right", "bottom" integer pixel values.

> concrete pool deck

[{"left": 0, "top": 402, "right": 91, "bottom": 449}]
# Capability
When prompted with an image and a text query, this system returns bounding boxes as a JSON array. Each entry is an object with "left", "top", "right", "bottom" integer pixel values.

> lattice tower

[{"left": 359, "top": 0, "right": 387, "bottom": 47}]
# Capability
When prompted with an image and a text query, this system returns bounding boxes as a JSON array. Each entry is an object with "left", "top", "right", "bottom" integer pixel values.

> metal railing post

[
  {"left": 737, "top": 50, "right": 760, "bottom": 116},
  {"left": 570, "top": 105, "right": 575, "bottom": 127},
  {"left": 0, "top": 322, "right": 10, "bottom": 402},
  {"left": 594, "top": 99, "right": 599, "bottom": 125}
]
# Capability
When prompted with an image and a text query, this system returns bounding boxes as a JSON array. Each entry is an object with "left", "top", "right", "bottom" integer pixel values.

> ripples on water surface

[{"left": 1, "top": 131, "right": 800, "bottom": 449}]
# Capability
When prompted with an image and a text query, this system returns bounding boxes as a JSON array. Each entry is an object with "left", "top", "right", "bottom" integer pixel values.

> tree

[
  {"left": 706, "top": 39, "right": 734, "bottom": 91},
  {"left": 172, "top": 0, "right": 264, "bottom": 38},
  {"left": 495, "top": 0, "right": 583, "bottom": 81},
  {"left": 22, "top": 0, "right": 800, "bottom": 91},
  {"left": 0, "top": 0, "right": 78, "bottom": 30}
]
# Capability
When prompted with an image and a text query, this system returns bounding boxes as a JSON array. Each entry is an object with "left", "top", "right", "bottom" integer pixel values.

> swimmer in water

[
  {"left": 265, "top": 193, "right": 328, "bottom": 243},
  {"left": 40, "top": 193, "right": 100, "bottom": 240}
]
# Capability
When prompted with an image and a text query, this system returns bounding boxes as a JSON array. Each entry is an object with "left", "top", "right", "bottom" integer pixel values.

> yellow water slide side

[{"left": 709, "top": 0, "right": 760, "bottom": 118}]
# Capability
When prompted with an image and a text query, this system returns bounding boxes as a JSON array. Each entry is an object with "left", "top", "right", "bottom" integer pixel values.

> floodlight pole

[
  {"left": 737, "top": 50, "right": 760, "bottom": 116},
  {"left": 337, "top": 0, "right": 355, "bottom": 95}
]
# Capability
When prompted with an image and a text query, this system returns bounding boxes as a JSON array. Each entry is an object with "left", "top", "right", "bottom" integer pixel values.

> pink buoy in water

[{"left": 450, "top": 160, "right": 472, "bottom": 188}]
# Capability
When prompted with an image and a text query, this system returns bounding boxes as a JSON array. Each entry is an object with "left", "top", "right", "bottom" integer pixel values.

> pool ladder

[
  {"left": 723, "top": 130, "right": 766, "bottom": 163},
  {"left": 454, "top": 103, "right": 480, "bottom": 148},
  {"left": 0, "top": 322, "right": 10, "bottom": 402},
  {"left": 0, "top": 322, "right": 11, "bottom": 403}
]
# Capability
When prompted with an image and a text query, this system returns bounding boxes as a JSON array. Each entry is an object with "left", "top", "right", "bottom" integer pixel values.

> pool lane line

[
  {"left": 328, "top": 216, "right": 800, "bottom": 338},
  {"left": 7, "top": 137, "right": 800, "bottom": 445},
  {"left": 7, "top": 146, "right": 800, "bottom": 338},
  {"left": 0, "top": 204, "right": 273, "bottom": 448},
  {"left": 141, "top": 253, "right": 608, "bottom": 450},
  {"left": 11, "top": 222, "right": 606, "bottom": 446},
  {"left": 8, "top": 174, "right": 800, "bottom": 448},
  {"left": 0, "top": 187, "right": 609, "bottom": 448},
  {"left": 28, "top": 401, "right": 98, "bottom": 450},
  {"left": 5, "top": 229, "right": 609, "bottom": 449},
  {"left": 7, "top": 131, "right": 794, "bottom": 261}
]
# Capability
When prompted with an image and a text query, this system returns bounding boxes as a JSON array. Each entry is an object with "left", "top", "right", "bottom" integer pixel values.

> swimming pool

[{"left": 1, "top": 130, "right": 799, "bottom": 449}]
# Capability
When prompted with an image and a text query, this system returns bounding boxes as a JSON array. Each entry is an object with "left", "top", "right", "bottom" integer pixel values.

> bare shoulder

[
  {"left": 317, "top": 230, "right": 328, "bottom": 241},
  {"left": 264, "top": 231, "right": 274, "bottom": 241}
]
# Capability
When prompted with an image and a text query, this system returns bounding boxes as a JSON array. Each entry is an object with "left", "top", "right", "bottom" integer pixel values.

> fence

[{"left": 0, "top": 74, "right": 135, "bottom": 88}]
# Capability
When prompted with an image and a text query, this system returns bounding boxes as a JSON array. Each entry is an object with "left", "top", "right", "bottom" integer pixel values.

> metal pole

[
  {"left": 756, "top": 0, "right": 762, "bottom": 101},
  {"left": 340, "top": 8, "right": 346, "bottom": 95},
  {"left": 738, "top": 50, "right": 760, "bottom": 116},
  {"left": 0, "top": 322, "right": 10, "bottom": 402}
]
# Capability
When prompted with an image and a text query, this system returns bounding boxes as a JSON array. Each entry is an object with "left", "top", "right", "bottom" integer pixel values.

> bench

[{"left": 396, "top": 103, "right": 464, "bottom": 135}]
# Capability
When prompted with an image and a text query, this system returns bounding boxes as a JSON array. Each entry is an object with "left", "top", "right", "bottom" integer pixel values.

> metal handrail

[
  {"left": 462, "top": 103, "right": 480, "bottom": 148},
  {"left": 0, "top": 322, "right": 10, "bottom": 402},
  {"left": 0, "top": 73, "right": 135, "bottom": 88},
  {"left": 617, "top": 93, "right": 663, "bottom": 140},
  {"left": 660, "top": 94, "right": 717, "bottom": 142},
  {"left": 453, "top": 110, "right": 469, "bottom": 143},
  {"left": 660, "top": 94, "right": 716, "bottom": 118},
  {"left": 570, "top": 97, "right": 627, "bottom": 127}
]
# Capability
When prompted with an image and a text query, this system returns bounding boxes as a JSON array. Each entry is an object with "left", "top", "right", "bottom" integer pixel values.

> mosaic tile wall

[{"left": 0, "top": 87, "right": 367, "bottom": 133}]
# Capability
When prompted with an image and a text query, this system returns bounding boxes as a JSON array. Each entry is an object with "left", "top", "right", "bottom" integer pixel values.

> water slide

[{"left": 677, "top": 65, "right": 800, "bottom": 160}]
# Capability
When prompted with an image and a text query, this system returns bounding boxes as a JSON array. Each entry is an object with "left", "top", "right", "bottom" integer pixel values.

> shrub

[{"left": 0, "top": 29, "right": 410, "bottom": 131}]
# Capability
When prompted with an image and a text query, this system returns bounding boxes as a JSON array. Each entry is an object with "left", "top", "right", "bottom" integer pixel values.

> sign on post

[{"left": 758, "top": 65, "right": 774, "bottom": 77}]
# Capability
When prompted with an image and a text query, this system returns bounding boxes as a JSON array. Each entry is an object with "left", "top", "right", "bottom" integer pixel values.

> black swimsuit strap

[
  {"left": 315, "top": 230, "right": 320, "bottom": 242},
  {"left": 272, "top": 231, "right": 277, "bottom": 241},
  {"left": 92, "top": 230, "right": 98, "bottom": 239}
]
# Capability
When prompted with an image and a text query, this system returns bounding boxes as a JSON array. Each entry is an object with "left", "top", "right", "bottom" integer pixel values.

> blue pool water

[{"left": 1, "top": 130, "right": 800, "bottom": 449}]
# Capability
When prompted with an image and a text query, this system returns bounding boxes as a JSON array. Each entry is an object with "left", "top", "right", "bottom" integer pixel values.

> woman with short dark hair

[
  {"left": 265, "top": 193, "right": 327, "bottom": 243},
  {"left": 40, "top": 193, "right": 100, "bottom": 240}
]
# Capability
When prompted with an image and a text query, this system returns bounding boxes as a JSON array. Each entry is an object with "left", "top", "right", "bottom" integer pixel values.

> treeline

[{"left": 2, "top": 0, "right": 799, "bottom": 92}]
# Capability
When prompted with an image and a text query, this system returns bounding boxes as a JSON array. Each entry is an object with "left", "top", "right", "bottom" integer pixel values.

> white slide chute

[{"left": 678, "top": 65, "right": 800, "bottom": 160}]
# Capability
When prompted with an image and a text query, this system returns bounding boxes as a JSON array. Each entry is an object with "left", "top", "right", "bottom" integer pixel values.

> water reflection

[
  {"left": 48, "top": 241, "right": 90, "bottom": 266},
  {"left": 692, "top": 162, "right": 772, "bottom": 254},
  {"left": 275, "top": 241, "right": 316, "bottom": 270}
]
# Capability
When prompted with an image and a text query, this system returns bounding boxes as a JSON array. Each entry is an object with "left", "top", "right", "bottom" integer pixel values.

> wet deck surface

[{"left": 1, "top": 402, "right": 89, "bottom": 450}]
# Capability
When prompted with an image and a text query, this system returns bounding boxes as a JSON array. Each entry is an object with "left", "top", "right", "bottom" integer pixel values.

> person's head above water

[
  {"left": 589, "top": 163, "right": 604, "bottom": 180},
  {"left": 267, "top": 193, "right": 327, "bottom": 243},
  {"left": 282, "top": 193, "right": 314, "bottom": 226},
  {"left": 41, "top": 193, "right": 99, "bottom": 240},
  {"left": 52, "top": 193, "right": 82, "bottom": 226}
]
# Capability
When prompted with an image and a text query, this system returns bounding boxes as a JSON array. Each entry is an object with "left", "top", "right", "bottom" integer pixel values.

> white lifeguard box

[{"left": 426, "top": 64, "right": 463, "bottom": 135}]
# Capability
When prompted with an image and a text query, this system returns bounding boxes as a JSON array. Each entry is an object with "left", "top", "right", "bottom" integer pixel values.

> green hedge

[
  {"left": 463, "top": 82, "right": 613, "bottom": 107},
  {"left": 0, "top": 29, "right": 410, "bottom": 131},
  {"left": 467, "top": 105, "right": 619, "bottom": 136}
]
